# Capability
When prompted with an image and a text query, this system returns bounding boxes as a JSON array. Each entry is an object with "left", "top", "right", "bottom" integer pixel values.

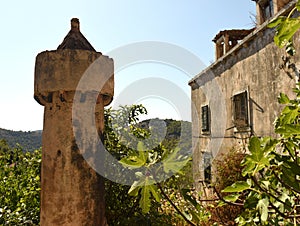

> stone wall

[{"left": 189, "top": 3, "right": 300, "bottom": 186}]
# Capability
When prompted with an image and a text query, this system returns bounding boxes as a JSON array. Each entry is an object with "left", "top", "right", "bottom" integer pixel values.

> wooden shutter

[
  {"left": 201, "top": 105, "right": 210, "bottom": 132},
  {"left": 233, "top": 91, "right": 248, "bottom": 127}
]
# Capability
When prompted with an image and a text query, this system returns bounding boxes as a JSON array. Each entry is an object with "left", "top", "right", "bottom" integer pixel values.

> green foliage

[
  {"left": 223, "top": 86, "right": 300, "bottom": 225},
  {"left": 114, "top": 108, "right": 210, "bottom": 225},
  {"left": 104, "top": 105, "right": 194, "bottom": 225},
  {"left": 0, "top": 140, "right": 41, "bottom": 225},
  {"left": 104, "top": 105, "right": 213, "bottom": 225},
  {"left": 119, "top": 140, "right": 191, "bottom": 214},
  {"left": 105, "top": 179, "right": 174, "bottom": 226},
  {"left": 0, "top": 104, "right": 194, "bottom": 225},
  {"left": 214, "top": 147, "right": 246, "bottom": 192},
  {"left": 222, "top": 181, "right": 251, "bottom": 193},
  {"left": 268, "top": 0, "right": 300, "bottom": 55},
  {"left": 104, "top": 105, "right": 150, "bottom": 161},
  {"left": 206, "top": 147, "right": 246, "bottom": 225}
]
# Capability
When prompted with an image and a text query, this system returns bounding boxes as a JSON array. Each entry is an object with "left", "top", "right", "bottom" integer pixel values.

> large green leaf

[
  {"left": 128, "top": 179, "right": 144, "bottom": 196},
  {"left": 278, "top": 93, "right": 290, "bottom": 104},
  {"left": 162, "top": 148, "right": 191, "bottom": 174},
  {"left": 257, "top": 197, "right": 269, "bottom": 222},
  {"left": 139, "top": 183, "right": 161, "bottom": 213},
  {"left": 128, "top": 175, "right": 160, "bottom": 213},
  {"left": 147, "top": 183, "right": 161, "bottom": 202},
  {"left": 244, "top": 193, "right": 259, "bottom": 209},
  {"left": 119, "top": 143, "right": 148, "bottom": 169},
  {"left": 223, "top": 194, "right": 240, "bottom": 202},
  {"left": 119, "top": 154, "right": 146, "bottom": 169},
  {"left": 246, "top": 137, "right": 271, "bottom": 174},
  {"left": 273, "top": 18, "right": 300, "bottom": 48},
  {"left": 261, "top": 137, "right": 278, "bottom": 153},
  {"left": 280, "top": 106, "right": 299, "bottom": 125},
  {"left": 222, "top": 181, "right": 251, "bottom": 193},
  {"left": 268, "top": 16, "right": 286, "bottom": 28},
  {"left": 284, "top": 160, "right": 300, "bottom": 175},
  {"left": 242, "top": 157, "right": 256, "bottom": 176},
  {"left": 282, "top": 167, "right": 300, "bottom": 193},
  {"left": 275, "top": 124, "right": 300, "bottom": 135},
  {"left": 140, "top": 185, "right": 151, "bottom": 213},
  {"left": 249, "top": 137, "right": 262, "bottom": 161}
]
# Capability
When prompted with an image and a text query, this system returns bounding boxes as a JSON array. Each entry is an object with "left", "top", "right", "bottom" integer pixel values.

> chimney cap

[
  {"left": 57, "top": 18, "right": 96, "bottom": 51},
  {"left": 71, "top": 18, "right": 80, "bottom": 31}
]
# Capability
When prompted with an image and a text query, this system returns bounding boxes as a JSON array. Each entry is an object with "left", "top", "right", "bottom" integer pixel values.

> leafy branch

[
  {"left": 268, "top": 1, "right": 300, "bottom": 55},
  {"left": 118, "top": 141, "right": 205, "bottom": 225}
]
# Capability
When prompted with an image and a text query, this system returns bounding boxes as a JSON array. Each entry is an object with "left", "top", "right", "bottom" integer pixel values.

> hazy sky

[{"left": 0, "top": 1, "right": 256, "bottom": 131}]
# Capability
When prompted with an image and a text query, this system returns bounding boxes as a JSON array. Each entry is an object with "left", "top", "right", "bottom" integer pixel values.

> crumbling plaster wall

[{"left": 191, "top": 22, "right": 300, "bottom": 184}]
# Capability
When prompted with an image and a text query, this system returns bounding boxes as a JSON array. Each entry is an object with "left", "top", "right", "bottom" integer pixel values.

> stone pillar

[
  {"left": 224, "top": 34, "right": 230, "bottom": 54},
  {"left": 215, "top": 38, "right": 224, "bottom": 60},
  {"left": 34, "top": 19, "right": 114, "bottom": 226}
]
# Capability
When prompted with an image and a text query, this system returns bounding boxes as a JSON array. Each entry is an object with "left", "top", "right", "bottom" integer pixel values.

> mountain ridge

[
  {"left": 0, "top": 128, "right": 42, "bottom": 152},
  {"left": 0, "top": 119, "right": 191, "bottom": 152}
]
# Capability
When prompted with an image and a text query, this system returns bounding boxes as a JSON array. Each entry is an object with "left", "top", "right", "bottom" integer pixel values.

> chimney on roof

[
  {"left": 34, "top": 17, "right": 114, "bottom": 225},
  {"left": 57, "top": 18, "right": 96, "bottom": 51},
  {"left": 71, "top": 18, "right": 80, "bottom": 31},
  {"left": 213, "top": 29, "right": 254, "bottom": 60}
]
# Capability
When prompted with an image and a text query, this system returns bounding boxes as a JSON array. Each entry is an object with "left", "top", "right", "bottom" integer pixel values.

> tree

[
  {"left": 104, "top": 105, "right": 177, "bottom": 225},
  {"left": 0, "top": 140, "right": 41, "bottom": 225},
  {"left": 106, "top": 105, "right": 210, "bottom": 225},
  {"left": 0, "top": 105, "right": 195, "bottom": 225}
]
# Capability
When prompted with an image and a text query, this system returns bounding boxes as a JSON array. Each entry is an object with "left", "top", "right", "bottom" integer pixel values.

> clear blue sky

[{"left": 0, "top": 1, "right": 256, "bottom": 131}]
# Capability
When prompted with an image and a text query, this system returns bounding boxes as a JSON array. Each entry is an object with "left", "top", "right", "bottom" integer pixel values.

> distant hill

[
  {"left": 138, "top": 118, "right": 192, "bottom": 151},
  {"left": 0, "top": 128, "right": 42, "bottom": 152},
  {"left": 0, "top": 119, "right": 191, "bottom": 153}
]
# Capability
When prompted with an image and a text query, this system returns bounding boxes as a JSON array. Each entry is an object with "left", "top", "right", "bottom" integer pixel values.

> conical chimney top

[
  {"left": 57, "top": 18, "right": 96, "bottom": 51},
  {"left": 71, "top": 18, "right": 80, "bottom": 31}
]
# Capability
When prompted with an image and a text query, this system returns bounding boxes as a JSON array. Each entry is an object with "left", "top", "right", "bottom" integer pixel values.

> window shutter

[
  {"left": 201, "top": 105, "right": 209, "bottom": 132},
  {"left": 203, "top": 152, "right": 212, "bottom": 183},
  {"left": 233, "top": 91, "right": 248, "bottom": 127}
]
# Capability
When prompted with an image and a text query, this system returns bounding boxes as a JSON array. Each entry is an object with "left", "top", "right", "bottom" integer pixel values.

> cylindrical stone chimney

[{"left": 34, "top": 18, "right": 114, "bottom": 226}]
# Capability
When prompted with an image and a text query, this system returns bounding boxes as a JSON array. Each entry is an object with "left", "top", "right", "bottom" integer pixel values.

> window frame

[
  {"left": 202, "top": 151, "right": 212, "bottom": 183},
  {"left": 259, "top": 0, "right": 274, "bottom": 21},
  {"left": 201, "top": 104, "right": 210, "bottom": 133},
  {"left": 232, "top": 91, "right": 249, "bottom": 129}
]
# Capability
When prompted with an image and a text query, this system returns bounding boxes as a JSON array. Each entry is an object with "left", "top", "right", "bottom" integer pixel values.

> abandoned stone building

[{"left": 189, "top": 0, "right": 300, "bottom": 187}]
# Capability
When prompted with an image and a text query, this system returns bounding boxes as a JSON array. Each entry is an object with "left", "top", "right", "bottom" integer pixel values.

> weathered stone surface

[
  {"left": 34, "top": 49, "right": 114, "bottom": 106},
  {"left": 57, "top": 18, "right": 96, "bottom": 51},
  {"left": 41, "top": 97, "right": 106, "bottom": 226},
  {"left": 189, "top": 1, "right": 299, "bottom": 186},
  {"left": 34, "top": 19, "right": 113, "bottom": 226}
]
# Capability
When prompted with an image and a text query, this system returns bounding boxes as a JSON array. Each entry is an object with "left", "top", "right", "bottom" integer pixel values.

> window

[
  {"left": 201, "top": 105, "right": 210, "bottom": 132},
  {"left": 203, "top": 152, "right": 212, "bottom": 183},
  {"left": 260, "top": 0, "right": 274, "bottom": 21},
  {"left": 233, "top": 91, "right": 249, "bottom": 128}
]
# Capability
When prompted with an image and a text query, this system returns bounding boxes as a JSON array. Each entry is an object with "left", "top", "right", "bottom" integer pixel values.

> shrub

[{"left": 0, "top": 140, "right": 41, "bottom": 225}]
